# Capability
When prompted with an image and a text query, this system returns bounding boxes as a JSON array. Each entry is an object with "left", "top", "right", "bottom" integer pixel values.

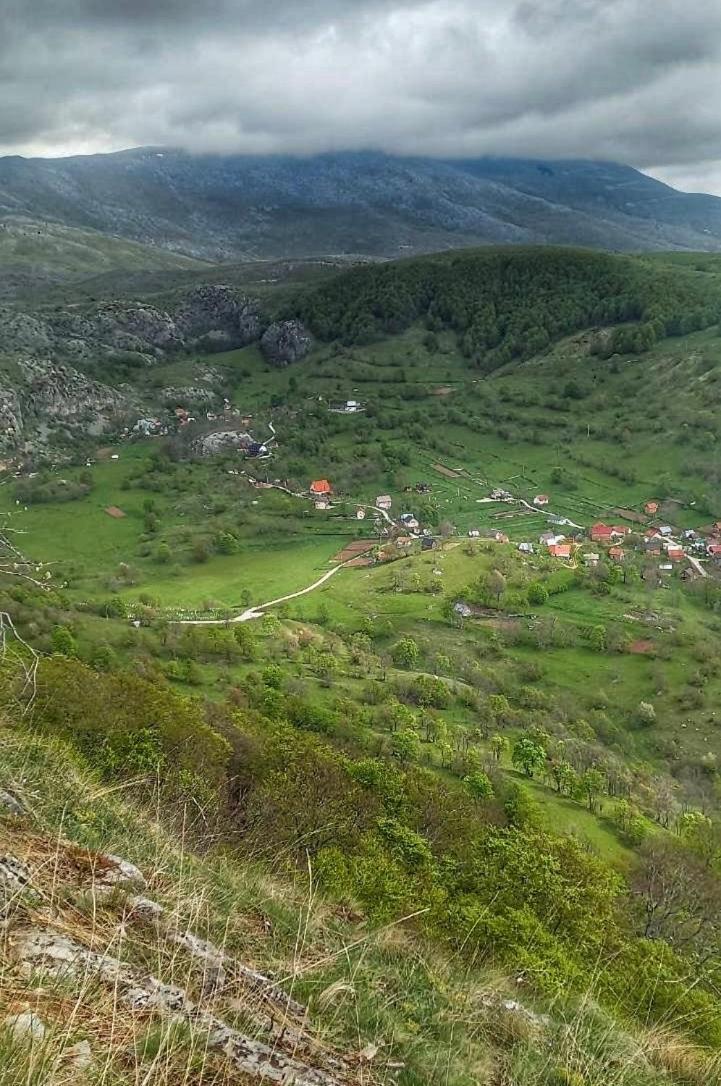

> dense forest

[{"left": 295, "top": 247, "right": 721, "bottom": 369}]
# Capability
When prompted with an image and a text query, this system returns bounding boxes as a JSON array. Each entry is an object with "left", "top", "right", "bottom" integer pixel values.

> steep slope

[
  {"left": 0, "top": 216, "right": 207, "bottom": 300},
  {"left": 3, "top": 149, "right": 721, "bottom": 263}
]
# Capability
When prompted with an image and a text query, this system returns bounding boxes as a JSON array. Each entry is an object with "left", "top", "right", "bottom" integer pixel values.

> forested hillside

[{"left": 296, "top": 247, "right": 721, "bottom": 369}]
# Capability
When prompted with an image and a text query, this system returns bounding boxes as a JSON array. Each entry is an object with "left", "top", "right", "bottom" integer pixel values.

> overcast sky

[{"left": 3, "top": 0, "right": 721, "bottom": 192}]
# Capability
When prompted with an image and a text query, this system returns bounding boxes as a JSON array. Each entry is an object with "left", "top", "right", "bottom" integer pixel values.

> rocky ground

[
  {"left": 0, "top": 788, "right": 362, "bottom": 1085},
  {"left": 0, "top": 284, "right": 313, "bottom": 456}
]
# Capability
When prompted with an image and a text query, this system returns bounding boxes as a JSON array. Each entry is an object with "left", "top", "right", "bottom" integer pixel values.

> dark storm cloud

[{"left": 2, "top": 0, "right": 721, "bottom": 191}]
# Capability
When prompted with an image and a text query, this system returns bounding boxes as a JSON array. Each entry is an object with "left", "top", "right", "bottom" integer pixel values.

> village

[{"left": 243, "top": 466, "right": 721, "bottom": 584}]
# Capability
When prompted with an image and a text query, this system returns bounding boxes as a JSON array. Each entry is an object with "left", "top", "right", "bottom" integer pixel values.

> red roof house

[
  {"left": 708, "top": 543, "right": 721, "bottom": 558},
  {"left": 609, "top": 546, "right": 625, "bottom": 561},
  {"left": 644, "top": 501, "right": 659, "bottom": 515},
  {"left": 590, "top": 523, "right": 613, "bottom": 543},
  {"left": 548, "top": 543, "right": 572, "bottom": 559},
  {"left": 310, "top": 479, "right": 332, "bottom": 495},
  {"left": 667, "top": 546, "right": 684, "bottom": 561}
]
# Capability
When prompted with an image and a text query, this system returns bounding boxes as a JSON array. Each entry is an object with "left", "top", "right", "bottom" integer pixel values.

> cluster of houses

[{"left": 515, "top": 502, "right": 721, "bottom": 581}]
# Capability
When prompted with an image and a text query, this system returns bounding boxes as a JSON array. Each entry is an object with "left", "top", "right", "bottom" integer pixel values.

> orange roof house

[
  {"left": 548, "top": 544, "right": 572, "bottom": 559},
  {"left": 609, "top": 546, "right": 625, "bottom": 561},
  {"left": 644, "top": 501, "right": 659, "bottom": 516},
  {"left": 310, "top": 479, "right": 332, "bottom": 495}
]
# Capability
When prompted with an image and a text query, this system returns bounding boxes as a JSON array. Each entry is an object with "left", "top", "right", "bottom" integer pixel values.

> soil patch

[{"left": 331, "top": 540, "right": 375, "bottom": 563}]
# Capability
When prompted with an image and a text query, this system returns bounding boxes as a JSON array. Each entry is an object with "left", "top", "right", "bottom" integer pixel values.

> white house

[{"left": 376, "top": 495, "right": 392, "bottom": 510}]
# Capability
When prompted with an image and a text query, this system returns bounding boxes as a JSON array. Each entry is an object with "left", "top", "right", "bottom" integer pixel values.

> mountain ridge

[{"left": 3, "top": 148, "right": 721, "bottom": 264}]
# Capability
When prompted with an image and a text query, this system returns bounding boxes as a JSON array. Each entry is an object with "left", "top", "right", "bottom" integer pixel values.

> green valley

[{"left": 3, "top": 246, "right": 721, "bottom": 1085}]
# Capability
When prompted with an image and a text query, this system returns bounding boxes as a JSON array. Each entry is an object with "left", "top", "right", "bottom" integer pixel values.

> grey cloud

[{"left": 1, "top": 0, "right": 721, "bottom": 192}]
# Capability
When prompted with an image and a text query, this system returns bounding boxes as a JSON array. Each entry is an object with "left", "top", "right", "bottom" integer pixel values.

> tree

[
  {"left": 233, "top": 624, "right": 257, "bottom": 660},
  {"left": 391, "top": 728, "right": 420, "bottom": 765},
  {"left": 215, "top": 531, "right": 238, "bottom": 554},
  {"left": 550, "top": 760, "right": 578, "bottom": 796},
  {"left": 527, "top": 582, "right": 548, "bottom": 607},
  {"left": 156, "top": 542, "right": 172, "bottom": 564},
  {"left": 463, "top": 771, "right": 494, "bottom": 801},
  {"left": 580, "top": 768, "right": 606, "bottom": 813},
  {"left": 90, "top": 641, "right": 116, "bottom": 671},
  {"left": 192, "top": 538, "right": 211, "bottom": 563},
  {"left": 391, "top": 637, "right": 420, "bottom": 668},
  {"left": 511, "top": 736, "right": 546, "bottom": 778},
  {"left": 487, "top": 570, "right": 507, "bottom": 604},
  {"left": 490, "top": 734, "right": 508, "bottom": 761},
  {"left": 51, "top": 625, "right": 77, "bottom": 657},
  {"left": 631, "top": 837, "right": 721, "bottom": 957}
]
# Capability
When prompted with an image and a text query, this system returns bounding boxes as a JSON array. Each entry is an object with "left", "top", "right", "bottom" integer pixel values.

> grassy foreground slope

[{"left": 1, "top": 724, "right": 718, "bottom": 1086}]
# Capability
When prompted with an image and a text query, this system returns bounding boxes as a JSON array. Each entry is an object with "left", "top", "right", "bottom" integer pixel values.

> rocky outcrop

[
  {"left": 193, "top": 430, "right": 252, "bottom": 457},
  {"left": 0, "top": 286, "right": 263, "bottom": 365},
  {"left": 1, "top": 830, "right": 354, "bottom": 1086},
  {"left": 0, "top": 358, "right": 139, "bottom": 452},
  {"left": 174, "top": 285, "right": 261, "bottom": 347},
  {"left": 260, "top": 319, "right": 312, "bottom": 366}
]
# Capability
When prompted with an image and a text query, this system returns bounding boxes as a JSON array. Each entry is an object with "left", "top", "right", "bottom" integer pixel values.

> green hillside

[
  {"left": 0, "top": 216, "right": 208, "bottom": 300},
  {"left": 4, "top": 247, "right": 721, "bottom": 1082},
  {"left": 295, "top": 246, "right": 721, "bottom": 368}
]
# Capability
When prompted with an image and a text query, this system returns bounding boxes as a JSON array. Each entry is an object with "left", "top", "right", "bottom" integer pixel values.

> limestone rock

[
  {"left": 3, "top": 1011, "right": 46, "bottom": 1044},
  {"left": 260, "top": 319, "right": 312, "bottom": 366},
  {"left": 63, "top": 1039, "right": 93, "bottom": 1071},
  {"left": 96, "top": 853, "right": 147, "bottom": 890},
  {"left": 174, "top": 285, "right": 261, "bottom": 347},
  {"left": 0, "top": 789, "right": 25, "bottom": 817}
]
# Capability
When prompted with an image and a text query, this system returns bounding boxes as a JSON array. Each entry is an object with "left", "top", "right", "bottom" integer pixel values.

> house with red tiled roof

[
  {"left": 707, "top": 543, "right": 721, "bottom": 558},
  {"left": 548, "top": 543, "right": 572, "bottom": 559},
  {"left": 310, "top": 479, "right": 332, "bottom": 495},
  {"left": 666, "top": 546, "right": 684, "bottom": 561},
  {"left": 609, "top": 546, "right": 625, "bottom": 561},
  {"left": 590, "top": 523, "right": 613, "bottom": 543},
  {"left": 533, "top": 494, "right": 550, "bottom": 506},
  {"left": 644, "top": 501, "right": 659, "bottom": 516}
]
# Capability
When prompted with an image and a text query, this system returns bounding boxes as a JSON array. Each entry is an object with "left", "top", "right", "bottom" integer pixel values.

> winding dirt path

[{"left": 175, "top": 559, "right": 351, "bottom": 626}]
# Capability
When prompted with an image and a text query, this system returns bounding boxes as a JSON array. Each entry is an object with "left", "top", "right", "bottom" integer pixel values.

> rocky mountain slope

[
  {"left": 0, "top": 283, "right": 313, "bottom": 453},
  {"left": 3, "top": 149, "right": 721, "bottom": 263}
]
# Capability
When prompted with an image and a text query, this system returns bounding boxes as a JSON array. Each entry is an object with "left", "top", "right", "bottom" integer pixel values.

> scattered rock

[
  {"left": 63, "top": 1038, "right": 93, "bottom": 1071},
  {"left": 170, "top": 929, "right": 226, "bottom": 993},
  {"left": 96, "top": 853, "right": 147, "bottom": 890},
  {"left": 0, "top": 854, "right": 32, "bottom": 914},
  {"left": 4, "top": 1011, "right": 46, "bottom": 1044},
  {"left": 126, "top": 895, "right": 165, "bottom": 921},
  {"left": 10, "top": 924, "right": 347, "bottom": 1084},
  {"left": 0, "top": 789, "right": 25, "bottom": 817},
  {"left": 260, "top": 319, "right": 312, "bottom": 366}
]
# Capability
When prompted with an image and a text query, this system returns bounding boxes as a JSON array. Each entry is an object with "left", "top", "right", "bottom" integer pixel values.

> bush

[{"left": 527, "top": 582, "right": 548, "bottom": 606}]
